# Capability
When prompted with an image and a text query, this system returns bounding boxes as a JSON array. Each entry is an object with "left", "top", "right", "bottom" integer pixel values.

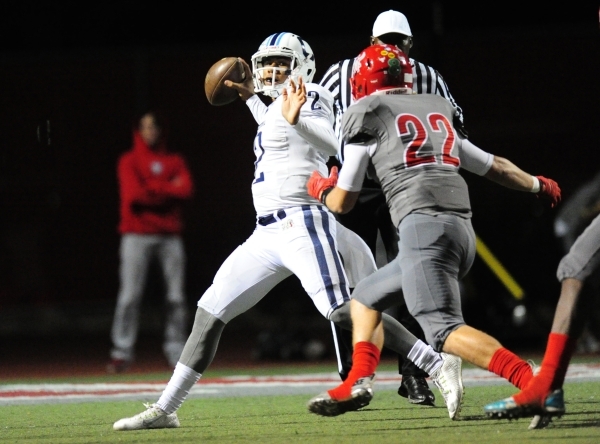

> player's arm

[
  {"left": 245, "top": 95, "right": 268, "bottom": 124},
  {"left": 459, "top": 138, "right": 561, "bottom": 207},
  {"left": 307, "top": 141, "right": 370, "bottom": 213},
  {"left": 283, "top": 80, "right": 338, "bottom": 156},
  {"left": 225, "top": 58, "right": 268, "bottom": 124},
  {"left": 484, "top": 156, "right": 540, "bottom": 192}
]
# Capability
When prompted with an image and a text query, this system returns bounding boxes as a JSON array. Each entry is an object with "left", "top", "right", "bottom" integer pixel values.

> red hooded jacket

[{"left": 117, "top": 131, "right": 194, "bottom": 234}]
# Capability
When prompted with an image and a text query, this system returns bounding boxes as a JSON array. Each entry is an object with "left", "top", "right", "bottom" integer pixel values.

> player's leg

[
  {"left": 283, "top": 207, "right": 425, "bottom": 358},
  {"left": 483, "top": 278, "right": 583, "bottom": 423},
  {"left": 351, "top": 252, "right": 463, "bottom": 419},
  {"left": 284, "top": 206, "right": 352, "bottom": 319},
  {"left": 330, "top": 323, "right": 353, "bottom": 380},
  {"left": 336, "top": 200, "right": 435, "bottom": 405},
  {"left": 108, "top": 234, "right": 154, "bottom": 372},
  {"left": 333, "top": 191, "right": 381, "bottom": 380},
  {"left": 485, "top": 213, "right": 600, "bottom": 422},
  {"left": 375, "top": 200, "right": 435, "bottom": 405},
  {"left": 312, "top": 257, "right": 462, "bottom": 418},
  {"left": 399, "top": 214, "right": 533, "bottom": 393},
  {"left": 158, "top": 235, "right": 189, "bottom": 367},
  {"left": 114, "top": 230, "right": 289, "bottom": 430},
  {"left": 395, "top": 302, "right": 435, "bottom": 405},
  {"left": 393, "top": 213, "right": 475, "bottom": 418},
  {"left": 282, "top": 206, "right": 373, "bottom": 415},
  {"left": 334, "top": 221, "right": 378, "bottom": 381},
  {"left": 178, "top": 238, "right": 288, "bottom": 394}
]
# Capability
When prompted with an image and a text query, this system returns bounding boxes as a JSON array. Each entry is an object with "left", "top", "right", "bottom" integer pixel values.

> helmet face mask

[
  {"left": 350, "top": 44, "right": 413, "bottom": 101},
  {"left": 251, "top": 33, "right": 316, "bottom": 98}
]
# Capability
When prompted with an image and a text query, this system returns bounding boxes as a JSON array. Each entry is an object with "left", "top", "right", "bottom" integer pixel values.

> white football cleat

[
  {"left": 113, "top": 403, "right": 180, "bottom": 431},
  {"left": 430, "top": 353, "right": 464, "bottom": 420}
]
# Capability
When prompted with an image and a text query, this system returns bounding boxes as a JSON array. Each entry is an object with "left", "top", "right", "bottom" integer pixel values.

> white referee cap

[{"left": 372, "top": 10, "right": 412, "bottom": 37}]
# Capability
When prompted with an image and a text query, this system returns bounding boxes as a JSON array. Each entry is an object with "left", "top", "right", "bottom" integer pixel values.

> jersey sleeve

[
  {"left": 292, "top": 84, "right": 338, "bottom": 156},
  {"left": 337, "top": 142, "right": 372, "bottom": 191},
  {"left": 340, "top": 99, "right": 381, "bottom": 146},
  {"left": 246, "top": 94, "right": 268, "bottom": 124},
  {"left": 458, "top": 138, "right": 494, "bottom": 176}
]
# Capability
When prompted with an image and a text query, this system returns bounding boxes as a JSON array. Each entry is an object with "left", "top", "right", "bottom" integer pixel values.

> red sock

[
  {"left": 488, "top": 347, "right": 533, "bottom": 389},
  {"left": 545, "top": 333, "right": 577, "bottom": 389},
  {"left": 328, "top": 342, "right": 380, "bottom": 400},
  {"left": 513, "top": 333, "right": 577, "bottom": 405}
]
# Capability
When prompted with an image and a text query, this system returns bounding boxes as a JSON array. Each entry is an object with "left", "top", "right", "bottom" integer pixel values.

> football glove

[
  {"left": 307, "top": 166, "right": 338, "bottom": 203},
  {"left": 536, "top": 175, "right": 561, "bottom": 208}
]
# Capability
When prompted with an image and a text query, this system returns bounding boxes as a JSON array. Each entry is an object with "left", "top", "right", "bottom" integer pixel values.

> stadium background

[{"left": 0, "top": 2, "right": 598, "bottom": 369}]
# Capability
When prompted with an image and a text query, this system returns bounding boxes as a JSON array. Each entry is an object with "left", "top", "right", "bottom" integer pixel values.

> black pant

[{"left": 334, "top": 181, "right": 428, "bottom": 380}]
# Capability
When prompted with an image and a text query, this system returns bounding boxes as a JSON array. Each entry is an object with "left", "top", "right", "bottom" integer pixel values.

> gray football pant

[
  {"left": 557, "top": 212, "right": 600, "bottom": 282},
  {"left": 556, "top": 212, "right": 600, "bottom": 338},
  {"left": 110, "top": 234, "right": 189, "bottom": 365},
  {"left": 352, "top": 213, "right": 476, "bottom": 352}
]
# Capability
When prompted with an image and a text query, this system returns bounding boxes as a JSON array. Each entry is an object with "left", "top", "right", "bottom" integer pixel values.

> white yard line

[{"left": 1, "top": 363, "right": 599, "bottom": 405}]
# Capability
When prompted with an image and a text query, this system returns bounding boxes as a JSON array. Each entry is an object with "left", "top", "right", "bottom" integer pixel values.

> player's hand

[
  {"left": 282, "top": 76, "right": 306, "bottom": 125},
  {"left": 536, "top": 175, "right": 561, "bottom": 208},
  {"left": 224, "top": 58, "right": 255, "bottom": 101},
  {"left": 307, "top": 166, "right": 338, "bottom": 203}
]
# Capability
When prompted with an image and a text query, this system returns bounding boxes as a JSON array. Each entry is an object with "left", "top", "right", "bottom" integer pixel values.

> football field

[{"left": 1, "top": 360, "right": 599, "bottom": 443}]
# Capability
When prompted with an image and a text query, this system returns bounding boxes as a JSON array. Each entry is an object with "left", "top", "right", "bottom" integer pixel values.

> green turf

[{"left": 1, "top": 381, "right": 599, "bottom": 443}]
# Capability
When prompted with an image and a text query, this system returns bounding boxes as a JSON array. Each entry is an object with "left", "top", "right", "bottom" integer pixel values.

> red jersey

[{"left": 117, "top": 131, "right": 194, "bottom": 234}]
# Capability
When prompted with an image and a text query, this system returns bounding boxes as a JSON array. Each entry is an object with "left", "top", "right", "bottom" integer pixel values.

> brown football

[{"left": 204, "top": 57, "right": 245, "bottom": 106}]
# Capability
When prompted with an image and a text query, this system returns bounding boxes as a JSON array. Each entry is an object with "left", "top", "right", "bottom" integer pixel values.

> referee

[{"left": 319, "top": 9, "right": 468, "bottom": 407}]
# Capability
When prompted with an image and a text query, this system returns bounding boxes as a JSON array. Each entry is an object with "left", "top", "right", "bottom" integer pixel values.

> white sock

[
  {"left": 407, "top": 340, "right": 443, "bottom": 376},
  {"left": 156, "top": 362, "right": 202, "bottom": 414}
]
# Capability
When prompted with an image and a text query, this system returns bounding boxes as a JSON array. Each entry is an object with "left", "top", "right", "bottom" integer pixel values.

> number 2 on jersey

[{"left": 397, "top": 112, "right": 459, "bottom": 168}]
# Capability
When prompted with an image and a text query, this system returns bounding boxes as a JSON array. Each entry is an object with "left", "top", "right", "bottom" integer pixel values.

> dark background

[{"left": 0, "top": 2, "right": 598, "bottom": 365}]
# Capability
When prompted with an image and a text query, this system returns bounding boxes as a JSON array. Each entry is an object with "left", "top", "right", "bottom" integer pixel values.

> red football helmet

[{"left": 350, "top": 44, "right": 413, "bottom": 101}]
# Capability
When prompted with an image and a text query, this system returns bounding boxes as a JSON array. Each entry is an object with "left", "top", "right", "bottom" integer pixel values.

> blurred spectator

[{"left": 107, "top": 109, "right": 194, "bottom": 373}]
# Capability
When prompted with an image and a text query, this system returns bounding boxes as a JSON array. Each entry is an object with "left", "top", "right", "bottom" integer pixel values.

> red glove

[
  {"left": 307, "top": 166, "right": 339, "bottom": 203},
  {"left": 536, "top": 175, "right": 561, "bottom": 208}
]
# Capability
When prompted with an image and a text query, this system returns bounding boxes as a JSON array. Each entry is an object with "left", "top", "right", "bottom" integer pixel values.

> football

[{"left": 204, "top": 57, "right": 245, "bottom": 106}]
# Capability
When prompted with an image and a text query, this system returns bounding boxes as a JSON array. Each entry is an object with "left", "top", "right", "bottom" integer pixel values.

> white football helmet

[{"left": 251, "top": 32, "right": 316, "bottom": 98}]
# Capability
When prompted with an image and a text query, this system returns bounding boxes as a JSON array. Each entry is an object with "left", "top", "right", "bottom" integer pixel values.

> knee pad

[
  {"left": 329, "top": 303, "right": 352, "bottom": 330},
  {"left": 179, "top": 307, "right": 226, "bottom": 373}
]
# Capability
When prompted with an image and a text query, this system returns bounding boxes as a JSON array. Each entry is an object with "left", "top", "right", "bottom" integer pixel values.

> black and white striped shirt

[{"left": 319, "top": 57, "right": 466, "bottom": 164}]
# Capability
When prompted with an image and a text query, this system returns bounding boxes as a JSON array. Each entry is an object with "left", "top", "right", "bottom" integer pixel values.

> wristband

[
  {"left": 320, "top": 187, "right": 333, "bottom": 205},
  {"left": 531, "top": 176, "right": 540, "bottom": 193}
]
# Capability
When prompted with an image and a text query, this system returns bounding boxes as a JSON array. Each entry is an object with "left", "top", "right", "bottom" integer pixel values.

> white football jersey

[{"left": 246, "top": 83, "right": 337, "bottom": 216}]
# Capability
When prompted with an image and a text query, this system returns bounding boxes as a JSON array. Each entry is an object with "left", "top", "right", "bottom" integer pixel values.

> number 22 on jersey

[{"left": 397, "top": 112, "right": 460, "bottom": 169}]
